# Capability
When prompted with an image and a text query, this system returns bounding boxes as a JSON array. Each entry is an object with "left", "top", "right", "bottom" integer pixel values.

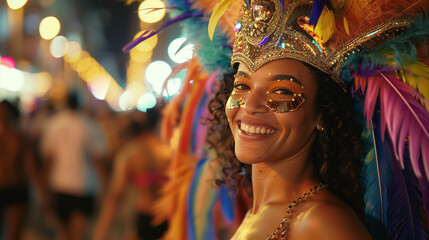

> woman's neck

[{"left": 250, "top": 135, "right": 319, "bottom": 214}]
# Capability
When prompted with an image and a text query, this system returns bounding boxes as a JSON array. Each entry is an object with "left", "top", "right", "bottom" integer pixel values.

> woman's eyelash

[
  {"left": 272, "top": 88, "right": 294, "bottom": 95},
  {"left": 233, "top": 83, "right": 250, "bottom": 90}
]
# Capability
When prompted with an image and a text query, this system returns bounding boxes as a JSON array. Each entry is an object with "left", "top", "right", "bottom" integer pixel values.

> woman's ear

[{"left": 315, "top": 114, "right": 324, "bottom": 132}]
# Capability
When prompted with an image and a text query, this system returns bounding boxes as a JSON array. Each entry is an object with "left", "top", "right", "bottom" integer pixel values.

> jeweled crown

[{"left": 231, "top": 0, "right": 411, "bottom": 82}]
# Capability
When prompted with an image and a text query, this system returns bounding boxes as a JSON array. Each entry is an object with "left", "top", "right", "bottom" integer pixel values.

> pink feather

[
  {"left": 360, "top": 75, "right": 379, "bottom": 126},
  {"left": 358, "top": 71, "right": 429, "bottom": 180}
]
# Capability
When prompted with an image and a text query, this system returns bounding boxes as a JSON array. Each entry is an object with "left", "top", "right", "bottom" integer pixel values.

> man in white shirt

[{"left": 41, "top": 92, "right": 107, "bottom": 240}]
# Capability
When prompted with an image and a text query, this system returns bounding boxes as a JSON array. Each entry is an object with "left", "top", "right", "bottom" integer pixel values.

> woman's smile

[{"left": 238, "top": 120, "right": 278, "bottom": 135}]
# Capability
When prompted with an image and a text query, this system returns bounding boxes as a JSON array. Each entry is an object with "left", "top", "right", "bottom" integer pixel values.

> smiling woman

[
  {"left": 201, "top": 0, "right": 429, "bottom": 237},
  {"left": 226, "top": 60, "right": 319, "bottom": 165},
  {"left": 207, "top": 57, "right": 369, "bottom": 239},
  {"left": 123, "top": 0, "right": 429, "bottom": 238}
]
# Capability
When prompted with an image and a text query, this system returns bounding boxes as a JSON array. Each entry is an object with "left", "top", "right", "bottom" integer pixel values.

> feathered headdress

[
  {"left": 125, "top": 0, "right": 429, "bottom": 239},
  {"left": 210, "top": 0, "right": 429, "bottom": 238}
]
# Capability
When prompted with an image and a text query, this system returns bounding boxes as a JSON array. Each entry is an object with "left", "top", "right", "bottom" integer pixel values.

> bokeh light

[
  {"left": 7, "top": 0, "right": 28, "bottom": 10},
  {"left": 137, "top": 92, "right": 157, "bottom": 112},
  {"left": 119, "top": 90, "right": 135, "bottom": 111},
  {"left": 168, "top": 37, "right": 194, "bottom": 64},
  {"left": 0, "top": 56, "right": 16, "bottom": 68},
  {"left": 31, "top": 72, "right": 53, "bottom": 97},
  {"left": 39, "top": 16, "right": 61, "bottom": 40},
  {"left": 138, "top": 0, "right": 166, "bottom": 23},
  {"left": 77, "top": 57, "right": 97, "bottom": 74},
  {"left": 50, "top": 35, "right": 68, "bottom": 58},
  {"left": 145, "top": 60, "right": 171, "bottom": 95},
  {"left": 126, "top": 80, "right": 146, "bottom": 96},
  {"left": 0, "top": 65, "right": 26, "bottom": 92},
  {"left": 20, "top": 94, "right": 36, "bottom": 113},
  {"left": 87, "top": 75, "right": 111, "bottom": 100},
  {"left": 164, "top": 77, "right": 182, "bottom": 98},
  {"left": 64, "top": 41, "right": 82, "bottom": 63},
  {"left": 130, "top": 49, "right": 153, "bottom": 63}
]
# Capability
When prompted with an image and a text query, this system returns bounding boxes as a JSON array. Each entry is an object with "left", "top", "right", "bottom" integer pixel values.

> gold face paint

[
  {"left": 227, "top": 72, "right": 307, "bottom": 112},
  {"left": 226, "top": 97, "right": 246, "bottom": 109},
  {"left": 265, "top": 94, "right": 307, "bottom": 113},
  {"left": 227, "top": 73, "right": 250, "bottom": 109},
  {"left": 263, "top": 75, "right": 307, "bottom": 113}
]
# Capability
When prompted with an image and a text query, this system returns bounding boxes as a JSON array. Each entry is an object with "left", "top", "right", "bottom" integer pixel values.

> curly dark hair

[{"left": 205, "top": 64, "right": 365, "bottom": 218}]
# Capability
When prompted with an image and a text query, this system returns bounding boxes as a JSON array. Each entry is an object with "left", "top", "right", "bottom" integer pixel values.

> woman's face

[{"left": 225, "top": 59, "right": 320, "bottom": 164}]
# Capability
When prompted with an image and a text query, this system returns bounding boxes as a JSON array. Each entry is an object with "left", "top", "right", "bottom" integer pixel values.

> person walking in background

[
  {"left": 0, "top": 100, "right": 42, "bottom": 240},
  {"left": 40, "top": 91, "right": 108, "bottom": 240},
  {"left": 92, "top": 109, "right": 171, "bottom": 240}
]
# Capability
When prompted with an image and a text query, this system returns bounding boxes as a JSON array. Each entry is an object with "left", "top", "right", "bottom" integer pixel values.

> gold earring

[{"left": 317, "top": 124, "right": 324, "bottom": 131}]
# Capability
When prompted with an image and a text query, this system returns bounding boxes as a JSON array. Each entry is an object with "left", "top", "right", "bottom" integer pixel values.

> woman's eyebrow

[
  {"left": 270, "top": 75, "right": 303, "bottom": 86},
  {"left": 236, "top": 72, "right": 303, "bottom": 86},
  {"left": 236, "top": 71, "right": 251, "bottom": 79}
]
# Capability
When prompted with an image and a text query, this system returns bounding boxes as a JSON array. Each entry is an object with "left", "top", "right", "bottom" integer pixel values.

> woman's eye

[
  {"left": 273, "top": 88, "right": 294, "bottom": 95},
  {"left": 233, "top": 83, "right": 250, "bottom": 90}
]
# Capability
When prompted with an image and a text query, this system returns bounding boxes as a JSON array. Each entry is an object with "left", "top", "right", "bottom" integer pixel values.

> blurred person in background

[
  {"left": 92, "top": 109, "right": 171, "bottom": 240},
  {"left": 40, "top": 91, "right": 108, "bottom": 240},
  {"left": 0, "top": 100, "right": 42, "bottom": 240}
]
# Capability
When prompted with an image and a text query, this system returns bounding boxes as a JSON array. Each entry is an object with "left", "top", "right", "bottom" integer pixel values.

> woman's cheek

[{"left": 225, "top": 104, "right": 238, "bottom": 133}]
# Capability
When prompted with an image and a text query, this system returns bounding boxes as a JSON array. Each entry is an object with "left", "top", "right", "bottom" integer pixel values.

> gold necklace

[{"left": 266, "top": 183, "right": 327, "bottom": 240}]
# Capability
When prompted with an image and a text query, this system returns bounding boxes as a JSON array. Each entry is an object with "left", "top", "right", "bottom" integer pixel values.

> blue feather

[
  {"left": 187, "top": 157, "right": 219, "bottom": 240},
  {"left": 309, "top": 0, "right": 326, "bottom": 26},
  {"left": 219, "top": 184, "right": 235, "bottom": 222},
  {"left": 387, "top": 144, "right": 427, "bottom": 240},
  {"left": 360, "top": 106, "right": 393, "bottom": 239}
]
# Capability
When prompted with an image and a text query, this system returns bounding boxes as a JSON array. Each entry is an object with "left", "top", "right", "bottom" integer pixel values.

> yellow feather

[
  {"left": 314, "top": 6, "right": 336, "bottom": 43},
  {"left": 344, "top": 17, "right": 350, "bottom": 35},
  {"left": 208, "top": 0, "right": 233, "bottom": 41},
  {"left": 400, "top": 61, "right": 429, "bottom": 111}
]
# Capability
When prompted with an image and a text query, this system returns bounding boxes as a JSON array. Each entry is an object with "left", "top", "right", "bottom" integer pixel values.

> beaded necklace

[{"left": 266, "top": 183, "right": 327, "bottom": 240}]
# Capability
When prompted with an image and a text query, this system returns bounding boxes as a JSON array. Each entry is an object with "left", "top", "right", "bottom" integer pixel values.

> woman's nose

[{"left": 242, "top": 89, "right": 269, "bottom": 114}]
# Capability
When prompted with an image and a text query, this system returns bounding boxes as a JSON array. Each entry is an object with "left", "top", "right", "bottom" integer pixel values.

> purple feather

[
  {"left": 308, "top": 0, "right": 326, "bottom": 26},
  {"left": 387, "top": 144, "right": 427, "bottom": 240},
  {"left": 122, "top": 12, "right": 204, "bottom": 52},
  {"left": 357, "top": 71, "right": 429, "bottom": 181},
  {"left": 417, "top": 173, "right": 429, "bottom": 224}
]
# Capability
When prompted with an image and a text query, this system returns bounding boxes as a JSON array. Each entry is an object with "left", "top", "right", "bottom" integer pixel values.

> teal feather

[
  {"left": 341, "top": 14, "right": 429, "bottom": 82},
  {"left": 360, "top": 108, "right": 393, "bottom": 239},
  {"left": 180, "top": 17, "right": 232, "bottom": 72}
]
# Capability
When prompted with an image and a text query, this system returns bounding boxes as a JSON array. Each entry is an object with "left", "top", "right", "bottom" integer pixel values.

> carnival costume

[{"left": 124, "top": 0, "right": 429, "bottom": 239}]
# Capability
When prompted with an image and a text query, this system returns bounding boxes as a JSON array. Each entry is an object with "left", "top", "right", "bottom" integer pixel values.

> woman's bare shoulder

[{"left": 290, "top": 191, "right": 372, "bottom": 240}]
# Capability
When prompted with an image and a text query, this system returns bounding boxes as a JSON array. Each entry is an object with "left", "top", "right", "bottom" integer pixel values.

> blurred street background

[{"left": 1, "top": 0, "right": 191, "bottom": 239}]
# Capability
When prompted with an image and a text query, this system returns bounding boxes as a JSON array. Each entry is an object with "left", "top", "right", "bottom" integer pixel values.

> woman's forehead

[{"left": 237, "top": 59, "right": 314, "bottom": 83}]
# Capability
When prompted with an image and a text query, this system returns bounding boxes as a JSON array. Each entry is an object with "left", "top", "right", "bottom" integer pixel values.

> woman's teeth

[{"left": 240, "top": 122, "right": 276, "bottom": 134}]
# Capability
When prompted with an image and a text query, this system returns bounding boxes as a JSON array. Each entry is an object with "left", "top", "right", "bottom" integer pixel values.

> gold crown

[{"left": 231, "top": 0, "right": 412, "bottom": 81}]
